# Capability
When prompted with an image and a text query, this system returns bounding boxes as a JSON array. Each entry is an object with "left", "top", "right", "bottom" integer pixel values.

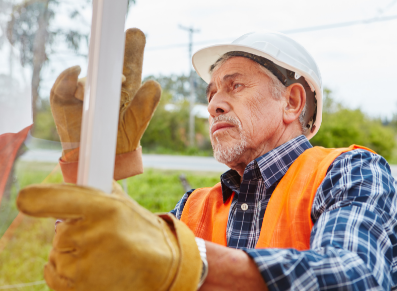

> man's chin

[{"left": 212, "top": 143, "right": 247, "bottom": 165}]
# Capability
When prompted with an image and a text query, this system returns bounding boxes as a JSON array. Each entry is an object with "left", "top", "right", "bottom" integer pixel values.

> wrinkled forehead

[
  {"left": 206, "top": 57, "right": 263, "bottom": 94},
  {"left": 208, "top": 56, "right": 268, "bottom": 85},
  {"left": 209, "top": 51, "right": 297, "bottom": 86}
]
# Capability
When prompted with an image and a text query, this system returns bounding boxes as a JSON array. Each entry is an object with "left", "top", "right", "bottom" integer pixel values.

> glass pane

[{"left": 0, "top": 1, "right": 92, "bottom": 288}]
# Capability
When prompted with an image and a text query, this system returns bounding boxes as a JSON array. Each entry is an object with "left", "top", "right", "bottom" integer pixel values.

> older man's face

[{"left": 207, "top": 57, "right": 285, "bottom": 167}]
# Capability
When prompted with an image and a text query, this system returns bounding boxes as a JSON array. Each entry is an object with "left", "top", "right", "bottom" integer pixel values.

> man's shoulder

[
  {"left": 324, "top": 147, "right": 394, "bottom": 192},
  {"left": 305, "top": 146, "right": 390, "bottom": 174},
  {"left": 331, "top": 147, "right": 391, "bottom": 172}
]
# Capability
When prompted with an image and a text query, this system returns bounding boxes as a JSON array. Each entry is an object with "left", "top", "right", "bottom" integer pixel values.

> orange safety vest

[{"left": 181, "top": 145, "right": 376, "bottom": 250}]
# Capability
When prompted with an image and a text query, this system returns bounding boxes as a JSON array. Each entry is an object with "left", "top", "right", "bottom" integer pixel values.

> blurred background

[{"left": 0, "top": 0, "right": 397, "bottom": 289}]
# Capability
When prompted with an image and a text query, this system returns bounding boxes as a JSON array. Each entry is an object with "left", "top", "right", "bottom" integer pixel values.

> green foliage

[
  {"left": 141, "top": 91, "right": 213, "bottom": 155},
  {"left": 0, "top": 161, "right": 62, "bottom": 289},
  {"left": 311, "top": 89, "right": 396, "bottom": 160},
  {"left": 34, "top": 99, "right": 60, "bottom": 141},
  {"left": 144, "top": 71, "right": 208, "bottom": 104},
  {"left": 387, "top": 110, "right": 397, "bottom": 164},
  {"left": 0, "top": 217, "right": 54, "bottom": 291},
  {"left": 5, "top": 0, "right": 136, "bottom": 68},
  {"left": 6, "top": 0, "right": 56, "bottom": 67},
  {"left": 122, "top": 169, "right": 221, "bottom": 212},
  {"left": 0, "top": 162, "right": 63, "bottom": 238}
]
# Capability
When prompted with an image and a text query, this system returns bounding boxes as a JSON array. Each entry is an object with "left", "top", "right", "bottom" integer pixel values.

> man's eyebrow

[
  {"left": 223, "top": 73, "right": 243, "bottom": 82},
  {"left": 206, "top": 83, "right": 214, "bottom": 97},
  {"left": 206, "top": 73, "right": 243, "bottom": 97}
]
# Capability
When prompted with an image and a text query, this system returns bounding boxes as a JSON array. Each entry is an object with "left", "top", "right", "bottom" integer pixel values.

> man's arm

[
  {"left": 171, "top": 190, "right": 268, "bottom": 290},
  {"left": 199, "top": 150, "right": 397, "bottom": 290},
  {"left": 200, "top": 241, "right": 268, "bottom": 291}
]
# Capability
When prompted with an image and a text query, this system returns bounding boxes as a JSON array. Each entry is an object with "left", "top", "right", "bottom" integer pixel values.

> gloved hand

[
  {"left": 50, "top": 28, "right": 161, "bottom": 183},
  {"left": 16, "top": 182, "right": 201, "bottom": 291}
]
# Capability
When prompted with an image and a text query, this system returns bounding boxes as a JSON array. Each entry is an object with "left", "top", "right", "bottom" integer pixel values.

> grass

[
  {"left": 122, "top": 168, "right": 221, "bottom": 212},
  {"left": 0, "top": 217, "right": 54, "bottom": 291},
  {"left": 0, "top": 160, "right": 222, "bottom": 289},
  {"left": 142, "top": 146, "right": 213, "bottom": 157},
  {"left": 0, "top": 162, "right": 63, "bottom": 238}
]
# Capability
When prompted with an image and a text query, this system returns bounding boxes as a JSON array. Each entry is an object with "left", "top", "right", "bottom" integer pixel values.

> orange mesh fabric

[
  {"left": 0, "top": 125, "right": 32, "bottom": 204},
  {"left": 181, "top": 145, "right": 376, "bottom": 249}
]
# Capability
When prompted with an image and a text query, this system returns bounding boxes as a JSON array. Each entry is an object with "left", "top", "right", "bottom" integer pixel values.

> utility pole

[{"left": 179, "top": 25, "right": 199, "bottom": 147}]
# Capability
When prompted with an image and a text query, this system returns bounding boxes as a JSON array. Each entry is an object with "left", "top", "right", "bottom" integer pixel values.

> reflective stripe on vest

[{"left": 180, "top": 145, "right": 376, "bottom": 250}]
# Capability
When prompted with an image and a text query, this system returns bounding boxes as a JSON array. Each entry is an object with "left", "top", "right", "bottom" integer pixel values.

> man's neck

[{"left": 226, "top": 131, "right": 303, "bottom": 177}]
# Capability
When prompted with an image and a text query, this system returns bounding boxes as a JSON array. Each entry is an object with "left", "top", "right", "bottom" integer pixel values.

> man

[{"left": 17, "top": 30, "right": 397, "bottom": 290}]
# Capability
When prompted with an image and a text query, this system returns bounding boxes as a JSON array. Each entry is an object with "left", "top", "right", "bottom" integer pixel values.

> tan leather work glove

[
  {"left": 50, "top": 28, "right": 161, "bottom": 183},
  {"left": 16, "top": 182, "right": 201, "bottom": 291}
]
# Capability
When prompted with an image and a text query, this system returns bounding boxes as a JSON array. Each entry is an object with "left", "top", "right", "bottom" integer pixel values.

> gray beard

[
  {"left": 213, "top": 136, "right": 247, "bottom": 164},
  {"left": 210, "top": 115, "right": 247, "bottom": 164}
]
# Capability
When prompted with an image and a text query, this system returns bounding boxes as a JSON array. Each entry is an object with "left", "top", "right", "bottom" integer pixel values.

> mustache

[{"left": 210, "top": 115, "right": 242, "bottom": 131}]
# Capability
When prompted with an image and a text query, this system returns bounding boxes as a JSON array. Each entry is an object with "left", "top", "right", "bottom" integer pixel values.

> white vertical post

[{"left": 77, "top": 0, "right": 128, "bottom": 193}]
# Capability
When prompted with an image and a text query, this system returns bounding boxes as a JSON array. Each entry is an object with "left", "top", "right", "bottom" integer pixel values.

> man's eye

[{"left": 233, "top": 84, "right": 242, "bottom": 90}]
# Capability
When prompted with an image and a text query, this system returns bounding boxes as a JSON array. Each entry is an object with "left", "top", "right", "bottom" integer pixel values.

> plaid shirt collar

[{"left": 220, "top": 135, "right": 313, "bottom": 203}]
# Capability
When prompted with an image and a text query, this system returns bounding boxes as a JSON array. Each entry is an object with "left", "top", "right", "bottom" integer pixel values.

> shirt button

[{"left": 241, "top": 203, "right": 248, "bottom": 211}]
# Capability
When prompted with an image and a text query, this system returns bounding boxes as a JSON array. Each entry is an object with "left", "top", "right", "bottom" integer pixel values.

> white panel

[
  {"left": 78, "top": 0, "right": 128, "bottom": 193},
  {"left": 0, "top": 42, "right": 32, "bottom": 135}
]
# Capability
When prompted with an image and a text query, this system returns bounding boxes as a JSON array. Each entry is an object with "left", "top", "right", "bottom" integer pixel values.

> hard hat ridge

[{"left": 210, "top": 51, "right": 311, "bottom": 89}]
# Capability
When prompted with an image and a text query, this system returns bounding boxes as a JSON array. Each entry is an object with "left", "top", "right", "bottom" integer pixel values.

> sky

[
  {"left": 123, "top": 0, "right": 397, "bottom": 119},
  {"left": 3, "top": 0, "right": 396, "bottom": 120}
]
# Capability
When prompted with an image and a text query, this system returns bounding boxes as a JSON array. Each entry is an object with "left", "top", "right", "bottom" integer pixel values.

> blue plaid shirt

[{"left": 171, "top": 135, "right": 397, "bottom": 290}]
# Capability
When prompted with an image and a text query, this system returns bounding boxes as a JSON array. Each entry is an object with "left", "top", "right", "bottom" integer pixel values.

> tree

[
  {"left": 144, "top": 71, "right": 208, "bottom": 104},
  {"left": 311, "top": 88, "right": 396, "bottom": 161},
  {"left": 3, "top": 0, "right": 135, "bottom": 129},
  {"left": 141, "top": 90, "right": 212, "bottom": 155}
]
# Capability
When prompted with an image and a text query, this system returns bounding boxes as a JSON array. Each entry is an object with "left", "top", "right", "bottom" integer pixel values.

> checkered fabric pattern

[{"left": 170, "top": 135, "right": 397, "bottom": 290}]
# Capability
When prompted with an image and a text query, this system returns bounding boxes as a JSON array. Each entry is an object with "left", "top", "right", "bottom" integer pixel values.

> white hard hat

[{"left": 192, "top": 31, "right": 323, "bottom": 139}]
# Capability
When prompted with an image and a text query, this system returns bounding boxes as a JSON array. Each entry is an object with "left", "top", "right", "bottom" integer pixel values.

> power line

[
  {"left": 378, "top": 0, "right": 397, "bottom": 15},
  {"left": 146, "top": 37, "right": 232, "bottom": 51},
  {"left": 146, "top": 14, "right": 397, "bottom": 52},
  {"left": 281, "top": 14, "right": 397, "bottom": 34}
]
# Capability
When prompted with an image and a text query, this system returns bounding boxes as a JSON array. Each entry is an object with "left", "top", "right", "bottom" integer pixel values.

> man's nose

[{"left": 207, "top": 92, "right": 231, "bottom": 117}]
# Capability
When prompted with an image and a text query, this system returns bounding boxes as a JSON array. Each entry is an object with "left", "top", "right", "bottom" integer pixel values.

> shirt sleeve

[
  {"left": 169, "top": 189, "right": 195, "bottom": 220},
  {"left": 244, "top": 149, "right": 397, "bottom": 290}
]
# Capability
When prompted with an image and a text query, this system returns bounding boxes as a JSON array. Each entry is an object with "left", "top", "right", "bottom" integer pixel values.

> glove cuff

[
  {"left": 59, "top": 156, "right": 78, "bottom": 183},
  {"left": 114, "top": 146, "right": 143, "bottom": 180},
  {"left": 158, "top": 213, "right": 202, "bottom": 291},
  {"left": 60, "top": 147, "right": 144, "bottom": 183}
]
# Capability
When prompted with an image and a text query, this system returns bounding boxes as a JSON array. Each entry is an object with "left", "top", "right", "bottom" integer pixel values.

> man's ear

[{"left": 283, "top": 83, "right": 306, "bottom": 125}]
